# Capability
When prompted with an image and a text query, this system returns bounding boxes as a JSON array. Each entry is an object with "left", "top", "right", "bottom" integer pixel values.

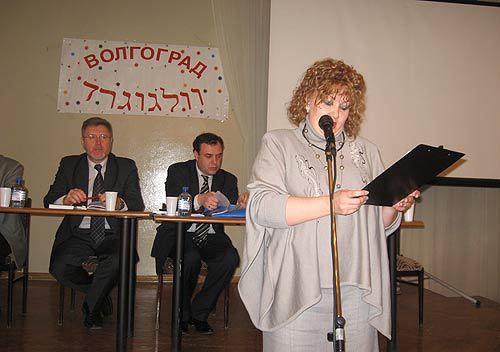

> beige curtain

[{"left": 211, "top": 0, "right": 270, "bottom": 186}]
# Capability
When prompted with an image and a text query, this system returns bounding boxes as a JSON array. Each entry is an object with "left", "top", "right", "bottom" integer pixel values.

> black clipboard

[{"left": 363, "top": 144, "right": 464, "bottom": 206}]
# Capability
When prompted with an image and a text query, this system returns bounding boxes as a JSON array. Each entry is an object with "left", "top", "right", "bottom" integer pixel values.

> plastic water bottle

[
  {"left": 10, "top": 176, "right": 27, "bottom": 208},
  {"left": 177, "top": 186, "right": 192, "bottom": 216}
]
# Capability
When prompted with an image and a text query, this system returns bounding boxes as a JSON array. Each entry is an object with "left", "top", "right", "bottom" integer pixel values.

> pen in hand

[
  {"left": 75, "top": 195, "right": 100, "bottom": 206},
  {"left": 85, "top": 196, "right": 100, "bottom": 201}
]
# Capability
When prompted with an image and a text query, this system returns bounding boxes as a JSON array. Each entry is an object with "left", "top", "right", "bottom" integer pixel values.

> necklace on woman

[
  {"left": 301, "top": 123, "right": 346, "bottom": 153},
  {"left": 301, "top": 123, "right": 346, "bottom": 179}
]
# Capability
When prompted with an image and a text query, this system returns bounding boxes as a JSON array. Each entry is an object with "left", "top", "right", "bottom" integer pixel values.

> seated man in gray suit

[
  {"left": 44, "top": 117, "right": 144, "bottom": 329},
  {"left": 0, "top": 155, "right": 27, "bottom": 270}
]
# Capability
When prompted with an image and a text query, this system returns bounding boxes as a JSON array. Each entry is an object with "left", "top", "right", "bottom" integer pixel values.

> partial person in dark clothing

[{"left": 0, "top": 155, "right": 26, "bottom": 269}]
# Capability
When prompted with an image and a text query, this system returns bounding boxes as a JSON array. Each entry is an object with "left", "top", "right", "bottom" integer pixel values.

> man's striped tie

[
  {"left": 90, "top": 164, "right": 105, "bottom": 245},
  {"left": 192, "top": 175, "right": 210, "bottom": 247}
]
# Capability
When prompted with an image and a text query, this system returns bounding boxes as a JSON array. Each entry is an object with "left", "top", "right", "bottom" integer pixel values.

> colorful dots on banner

[{"left": 59, "top": 40, "right": 228, "bottom": 120}]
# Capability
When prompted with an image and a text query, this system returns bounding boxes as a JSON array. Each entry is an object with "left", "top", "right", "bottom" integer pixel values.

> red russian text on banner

[{"left": 57, "top": 38, "right": 229, "bottom": 121}]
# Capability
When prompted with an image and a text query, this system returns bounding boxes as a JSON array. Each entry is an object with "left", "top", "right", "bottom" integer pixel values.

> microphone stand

[{"left": 325, "top": 136, "right": 346, "bottom": 352}]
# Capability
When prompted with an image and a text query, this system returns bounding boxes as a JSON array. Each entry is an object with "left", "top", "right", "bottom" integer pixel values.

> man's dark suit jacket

[
  {"left": 0, "top": 155, "right": 26, "bottom": 268},
  {"left": 151, "top": 159, "right": 239, "bottom": 275},
  {"left": 44, "top": 153, "right": 145, "bottom": 273}
]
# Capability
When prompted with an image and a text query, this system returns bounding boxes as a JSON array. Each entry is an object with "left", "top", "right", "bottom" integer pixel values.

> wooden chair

[
  {"left": 0, "top": 198, "right": 31, "bottom": 328},
  {"left": 155, "top": 257, "right": 230, "bottom": 330},
  {"left": 57, "top": 256, "right": 99, "bottom": 325},
  {"left": 396, "top": 254, "right": 424, "bottom": 327}
]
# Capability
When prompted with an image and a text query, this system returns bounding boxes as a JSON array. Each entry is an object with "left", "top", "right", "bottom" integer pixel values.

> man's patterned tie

[
  {"left": 90, "top": 164, "right": 105, "bottom": 245},
  {"left": 192, "top": 175, "right": 210, "bottom": 247}
]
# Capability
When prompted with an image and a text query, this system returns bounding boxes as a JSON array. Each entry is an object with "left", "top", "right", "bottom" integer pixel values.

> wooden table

[
  {"left": 388, "top": 220, "right": 425, "bottom": 352},
  {"left": 0, "top": 206, "right": 151, "bottom": 352},
  {"left": 152, "top": 215, "right": 245, "bottom": 352},
  {"left": 0, "top": 205, "right": 421, "bottom": 352}
]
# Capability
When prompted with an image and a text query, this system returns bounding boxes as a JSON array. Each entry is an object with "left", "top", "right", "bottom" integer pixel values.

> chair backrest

[{"left": 163, "top": 257, "right": 209, "bottom": 276}]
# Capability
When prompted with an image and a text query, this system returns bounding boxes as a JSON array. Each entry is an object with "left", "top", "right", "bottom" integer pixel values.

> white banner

[{"left": 57, "top": 38, "right": 229, "bottom": 120}]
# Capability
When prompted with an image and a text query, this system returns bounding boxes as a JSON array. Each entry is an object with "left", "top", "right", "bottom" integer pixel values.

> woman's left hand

[
  {"left": 237, "top": 191, "right": 250, "bottom": 207},
  {"left": 392, "top": 190, "right": 420, "bottom": 212}
]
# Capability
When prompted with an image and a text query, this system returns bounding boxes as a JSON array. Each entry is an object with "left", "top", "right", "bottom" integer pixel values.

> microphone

[{"left": 319, "top": 115, "right": 336, "bottom": 145}]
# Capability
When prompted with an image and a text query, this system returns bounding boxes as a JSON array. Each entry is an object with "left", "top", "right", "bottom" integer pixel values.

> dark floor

[{"left": 0, "top": 280, "right": 499, "bottom": 352}]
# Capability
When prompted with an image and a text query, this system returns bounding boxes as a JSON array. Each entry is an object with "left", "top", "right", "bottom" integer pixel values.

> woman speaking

[{"left": 238, "top": 58, "right": 418, "bottom": 352}]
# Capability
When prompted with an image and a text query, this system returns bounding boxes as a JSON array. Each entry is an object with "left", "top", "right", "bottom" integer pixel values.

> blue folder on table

[{"left": 204, "top": 204, "right": 246, "bottom": 218}]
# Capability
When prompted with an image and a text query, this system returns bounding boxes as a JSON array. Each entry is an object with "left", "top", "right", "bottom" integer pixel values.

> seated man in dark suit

[
  {"left": 44, "top": 117, "right": 144, "bottom": 329},
  {"left": 151, "top": 132, "right": 248, "bottom": 334},
  {"left": 0, "top": 155, "right": 27, "bottom": 270}
]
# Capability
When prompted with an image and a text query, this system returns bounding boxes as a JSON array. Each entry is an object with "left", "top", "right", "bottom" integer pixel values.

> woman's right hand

[
  {"left": 286, "top": 190, "right": 368, "bottom": 226},
  {"left": 334, "top": 189, "right": 369, "bottom": 215}
]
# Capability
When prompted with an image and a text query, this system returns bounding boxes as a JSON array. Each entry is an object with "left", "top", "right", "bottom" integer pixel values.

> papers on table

[
  {"left": 87, "top": 201, "right": 106, "bottom": 210},
  {"left": 49, "top": 204, "right": 87, "bottom": 210},
  {"left": 49, "top": 201, "right": 106, "bottom": 210},
  {"left": 204, "top": 191, "right": 246, "bottom": 218}
]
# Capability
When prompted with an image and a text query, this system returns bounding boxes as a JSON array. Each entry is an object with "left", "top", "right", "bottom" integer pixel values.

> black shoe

[
  {"left": 101, "top": 295, "right": 113, "bottom": 316},
  {"left": 190, "top": 319, "right": 214, "bottom": 335},
  {"left": 82, "top": 302, "right": 103, "bottom": 329}
]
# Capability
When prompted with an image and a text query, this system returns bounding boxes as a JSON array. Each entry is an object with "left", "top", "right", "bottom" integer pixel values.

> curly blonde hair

[{"left": 287, "top": 58, "right": 366, "bottom": 137}]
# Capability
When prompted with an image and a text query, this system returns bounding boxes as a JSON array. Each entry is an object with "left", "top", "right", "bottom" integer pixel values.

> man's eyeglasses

[{"left": 83, "top": 134, "right": 112, "bottom": 141}]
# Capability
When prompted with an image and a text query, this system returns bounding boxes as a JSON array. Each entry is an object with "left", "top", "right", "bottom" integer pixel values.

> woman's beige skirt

[{"left": 263, "top": 286, "right": 379, "bottom": 352}]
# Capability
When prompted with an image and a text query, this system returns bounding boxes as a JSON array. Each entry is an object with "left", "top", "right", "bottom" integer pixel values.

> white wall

[{"left": 268, "top": 0, "right": 500, "bottom": 178}]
